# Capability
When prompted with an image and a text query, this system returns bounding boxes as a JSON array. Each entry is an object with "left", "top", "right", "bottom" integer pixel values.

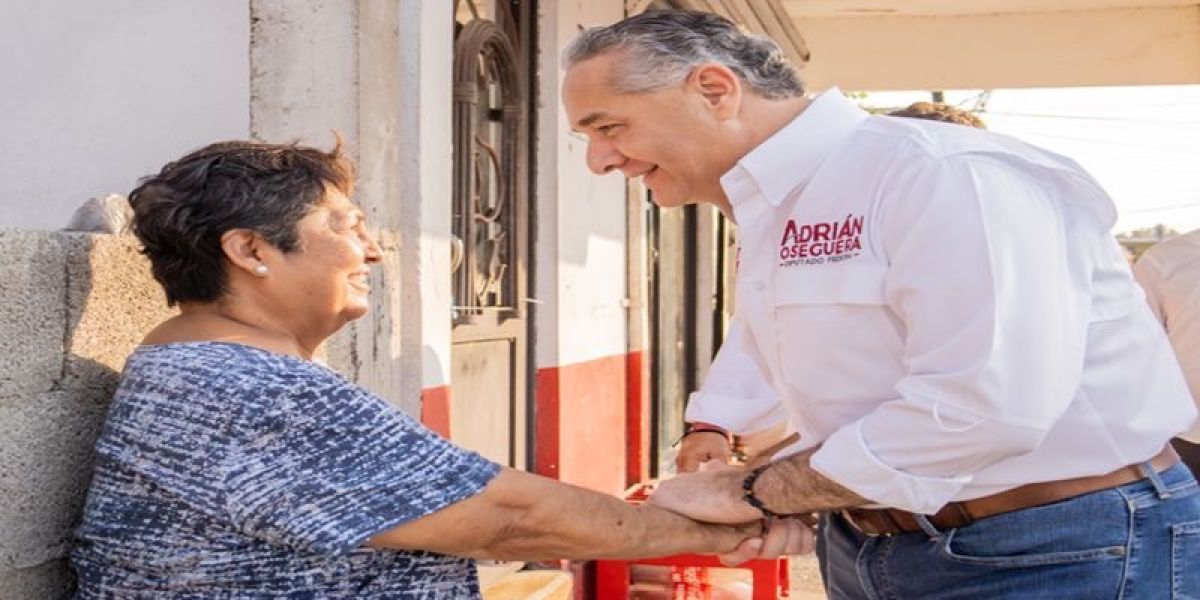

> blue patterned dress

[{"left": 72, "top": 342, "right": 500, "bottom": 598}]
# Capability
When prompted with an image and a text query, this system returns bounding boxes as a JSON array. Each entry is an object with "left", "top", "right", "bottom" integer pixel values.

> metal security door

[
  {"left": 648, "top": 204, "right": 697, "bottom": 475},
  {"left": 646, "top": 202, "right": 735, "bottom": 476},
  {"left": 450, "top": 0, "right": 534, "bottom": 469}
]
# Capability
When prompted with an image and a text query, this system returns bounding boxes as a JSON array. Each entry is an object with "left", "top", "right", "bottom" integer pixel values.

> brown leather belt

[{"left": 840, "top": 445, "right": 1180, "bottom": 536}]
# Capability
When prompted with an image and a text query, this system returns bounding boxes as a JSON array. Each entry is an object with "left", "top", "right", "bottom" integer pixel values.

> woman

[{"left": 71, "top": 139, "right": 811, "bottom": 598}]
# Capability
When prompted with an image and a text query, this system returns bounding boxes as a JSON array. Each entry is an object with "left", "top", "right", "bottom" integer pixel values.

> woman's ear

[
  {"left": 690, "top": 62, "right": 742, "bottom": 120},
  {"left": 220, "top": 229, "right": 269, "bottom": 277}
]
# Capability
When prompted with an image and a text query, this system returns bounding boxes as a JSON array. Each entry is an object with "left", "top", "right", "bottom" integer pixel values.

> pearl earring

[{"left": 253, "top": 264, "right": 269, "bottom": 276}]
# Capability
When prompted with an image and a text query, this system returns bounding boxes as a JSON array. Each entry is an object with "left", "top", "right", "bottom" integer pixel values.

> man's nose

[{"left": 586, "top": 139, "right": 625, "bottom": 176}]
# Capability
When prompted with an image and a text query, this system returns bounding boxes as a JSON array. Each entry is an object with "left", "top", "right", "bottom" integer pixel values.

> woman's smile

[{"left": 348, "top": 270, "right": 371, "bottom": 293}]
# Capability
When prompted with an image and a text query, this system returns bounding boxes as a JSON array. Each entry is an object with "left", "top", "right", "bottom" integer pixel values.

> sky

[{"left": 862, "top": 85, "right": 1200, "bottom": 236}]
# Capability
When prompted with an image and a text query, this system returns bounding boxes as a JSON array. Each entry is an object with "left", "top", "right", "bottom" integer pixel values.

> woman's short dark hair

[{"left": 129, "top": 137, "right": 354, "bottom": 306}]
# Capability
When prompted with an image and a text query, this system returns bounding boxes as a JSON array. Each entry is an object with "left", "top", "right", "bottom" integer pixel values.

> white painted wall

[
  {"left": 536, "top": 0, "right": 629, "bottom": 368},
  {"left": 249, "top": 0, "right": 356, "bottom": 147},
  {"left": 401, "top": 0, "right": 456, "bottom": 392},
  {"left": 0, "top": 0, "right": 251, "bottom": 229}
]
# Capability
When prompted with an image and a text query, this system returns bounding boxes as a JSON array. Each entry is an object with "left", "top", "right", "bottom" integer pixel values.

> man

[
  {"left": 670, "top": 57, "right": 990, "bottom": 477},
  {"left": 1134, "top": 228, "right": 1200, "bottom": 476},
  {"left": 562, "top": 9, "right": 1200, "bottom": 599}
]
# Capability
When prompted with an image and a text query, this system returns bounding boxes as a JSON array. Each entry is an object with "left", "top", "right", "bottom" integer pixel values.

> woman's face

[{"left": 271, "top": 186, "right": 382, "bottom": 327}]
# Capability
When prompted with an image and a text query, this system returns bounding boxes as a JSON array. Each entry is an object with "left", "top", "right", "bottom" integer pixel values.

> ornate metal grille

[{"left": 452, "top": 2, "right": 527, "bottom": 325}]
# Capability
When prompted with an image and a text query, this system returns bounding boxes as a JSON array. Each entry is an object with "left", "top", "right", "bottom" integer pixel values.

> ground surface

[{"left": 789, "top": 555, "right": 826, "bottom": 599}]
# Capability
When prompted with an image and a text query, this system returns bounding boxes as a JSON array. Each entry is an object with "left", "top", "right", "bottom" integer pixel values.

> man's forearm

[
  {"left": 646, "top": 446, "right": 871, "bottom": 524},
  {"left": 752, "top": 447, "right": 868, "bottom": 514}
]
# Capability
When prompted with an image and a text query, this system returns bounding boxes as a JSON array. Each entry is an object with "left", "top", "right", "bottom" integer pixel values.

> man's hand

[
  {"left": 676, "top": 431, "right": 733, "bottom": 473},
  {"left": 662, "top": 432, "right": 803, "bottom": 521},
  {"left": 648, "top": 468, "right": 761, "bottom": 524}
]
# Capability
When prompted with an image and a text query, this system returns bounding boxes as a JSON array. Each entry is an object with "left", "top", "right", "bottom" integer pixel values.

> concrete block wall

[
  {"left": 0, "top": 230, "right": 175, "bottom": 599},
  {"left": 0, "top": 225, "right": 400, "bottom": 598}
]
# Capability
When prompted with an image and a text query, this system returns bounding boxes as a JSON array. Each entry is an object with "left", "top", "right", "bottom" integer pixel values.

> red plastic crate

[{"left": 592, "top": 484, "right": 791, "bottom": 600}]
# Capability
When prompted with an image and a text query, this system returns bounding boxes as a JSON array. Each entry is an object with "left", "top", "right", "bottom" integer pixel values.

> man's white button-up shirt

[
  {"left": 1134, "top": 229, "right": 1200, "bottom": 442},
  {"left": 685, "top": 89, "right": 1197, "bottom": 514}
]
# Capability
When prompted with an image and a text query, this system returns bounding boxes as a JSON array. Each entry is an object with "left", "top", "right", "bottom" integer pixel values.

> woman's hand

[{"left": 649, "top": 467, "right": 762, "bottom": 524}]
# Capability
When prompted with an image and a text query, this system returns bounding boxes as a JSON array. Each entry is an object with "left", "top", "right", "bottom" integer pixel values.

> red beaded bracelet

[{"left": 671, "top": 424, "right": 732, "bottom": 447}]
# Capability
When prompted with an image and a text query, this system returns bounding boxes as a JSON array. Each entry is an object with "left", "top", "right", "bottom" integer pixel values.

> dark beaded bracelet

[{"left": 741, "top": 463, "right": 798, "bottom": 519}]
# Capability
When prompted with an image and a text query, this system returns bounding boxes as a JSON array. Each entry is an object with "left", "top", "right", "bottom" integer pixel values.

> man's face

[{"left": 563, "top": 53, "right": 727, "bottom": 208}]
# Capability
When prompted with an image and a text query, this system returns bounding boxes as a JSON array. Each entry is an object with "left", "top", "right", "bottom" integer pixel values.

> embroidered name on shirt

[{"left": 779, "top": 214, "right": 864, "bottom": 267}]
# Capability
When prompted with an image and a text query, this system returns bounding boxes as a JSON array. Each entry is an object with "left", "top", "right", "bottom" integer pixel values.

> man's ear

[
  {"left": 220, "top": 228, "right": 268, "bottom": 276},
  {"left": 690, "top": 62, "right": 741, "bottom": 119}
]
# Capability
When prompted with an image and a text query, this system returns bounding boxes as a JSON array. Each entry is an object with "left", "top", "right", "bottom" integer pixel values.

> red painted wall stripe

[
  {"left": 534, "top": 367, "right": 561, "bottom": 479},
  {"left": 538, "top": 354, "right": 629, "bottom": 494},
  {"left": 625, "top": 350, "right": 648, "bottom": 487},
  {"left": 420, "top": 385, "right": 452, "bottom": 439},
  {"left": 427, "top": 352, "right": 644, "bottom": 494}
]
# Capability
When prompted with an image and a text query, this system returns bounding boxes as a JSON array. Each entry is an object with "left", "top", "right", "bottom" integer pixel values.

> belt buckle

[{"left": 840, "top": 510, "right": 890, "bottom": 537}]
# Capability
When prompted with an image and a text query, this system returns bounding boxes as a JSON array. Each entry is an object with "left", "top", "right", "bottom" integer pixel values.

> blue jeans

[{"left": 816, "top": 462, "right": 1200, "bottom": 599}]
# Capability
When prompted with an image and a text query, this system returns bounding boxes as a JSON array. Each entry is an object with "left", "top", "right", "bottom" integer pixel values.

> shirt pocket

[{"left": 771, "top": 265, "right": 904, "bottom": 404}]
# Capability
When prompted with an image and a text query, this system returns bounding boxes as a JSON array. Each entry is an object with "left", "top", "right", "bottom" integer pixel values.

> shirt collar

[{"left": 721, "top": 87, "right": 868, "bottom": 210}]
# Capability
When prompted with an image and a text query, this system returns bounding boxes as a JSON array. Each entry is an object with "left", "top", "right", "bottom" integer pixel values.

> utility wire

[
  {"left": 994, "top": 130, "right": 1199, "bottom": 153},
  {"left": 1124, "top": 201, "right": 1200, "bottom": 214},
  {"left": 986, "top": 110, "right": 1200, "bottom": 125}
]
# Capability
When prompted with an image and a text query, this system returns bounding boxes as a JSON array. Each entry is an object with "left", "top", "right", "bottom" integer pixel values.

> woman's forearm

[
  {"left": 367, "top": 468, "right": 756, "bottom": 560},
  {"left": 474, "top": 486, "right": 755, "bottom": 561}
]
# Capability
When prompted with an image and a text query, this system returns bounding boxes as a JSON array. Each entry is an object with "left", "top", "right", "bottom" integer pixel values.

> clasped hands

[{"left": 649, "top": 430, "right": 816, "bottom": 566}]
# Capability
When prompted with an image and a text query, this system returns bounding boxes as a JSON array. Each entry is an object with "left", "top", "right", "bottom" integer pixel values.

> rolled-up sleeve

[
  {"left": 810, "top": 155, "right": 1091, "bottom": 513},
  {"left": 685, "top": 314, "right": 786, "bottom": 433}
]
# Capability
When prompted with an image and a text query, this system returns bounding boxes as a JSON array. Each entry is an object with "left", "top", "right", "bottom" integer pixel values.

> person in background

[
  {"left": 887, "top": 100, "right": 987, "bottom": 128},
  {"left": 1122, "top": 243, "right": 1138, "bottom": 266},
  {"left": 71, "top": 138, "right": 810, "bottom": 599},
  {"left": 562, "top": 9, "right": 1199, "bottom": 598},
  {"left": 1134, "top": 228, "right": 1200, "bottom": 476}
]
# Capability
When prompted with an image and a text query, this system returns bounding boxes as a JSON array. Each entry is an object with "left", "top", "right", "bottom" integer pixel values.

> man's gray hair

[{"left": 563, "top": 9, "right": 805, "bottom": 100}]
